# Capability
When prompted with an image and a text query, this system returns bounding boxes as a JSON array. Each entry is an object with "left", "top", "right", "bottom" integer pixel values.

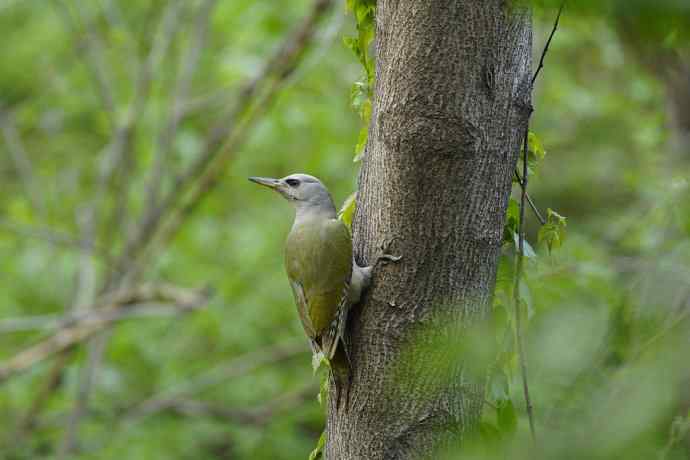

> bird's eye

[{"left": 285, "top": 178, "right": 300, "bottom": 187}]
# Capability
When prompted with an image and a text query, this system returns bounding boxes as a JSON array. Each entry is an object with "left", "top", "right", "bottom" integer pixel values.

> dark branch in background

[
  {"left": 531, "top": 2, "right": 565, "bottom": 87},
  {"left": 117, "top": 0, "right": 334, "bottom": 280},
  {"left": 7, "top": 0, "right": 333, "bottom": 453},
  {"left": 513, "top": 1, "right": 565, "bottom": 445},
  {"left": 52, "top": 0, "right": 117, "bottom": 126},
  {"left": 0, "top": 284, "right": 210, "bottom": 384},
  {"left": 59, "top": 0, "right": 192, "bottom": 453},
  {"left": 124, "top": 339, "right": 307, "bottom": 422},
  {"left": 164, "top": 383, "right": 318, "bottom": 426},
  {"left": 0, "top": 302, "right": 206, "bottom": 334},
  {"left": 0, "top": 108, "right": 45, "bottom": 216},
  {"left": 34, "top": 382, "right": 317, "bottom": 433},
  {"left": 58, "top": 3, "right": 186, "bottom": 456},
  {"left": 143, "top": 0, "right": 219, "bottom": 213}
]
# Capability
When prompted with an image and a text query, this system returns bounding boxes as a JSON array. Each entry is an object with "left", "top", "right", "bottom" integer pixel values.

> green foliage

[
  {"left": 527, "top": 131, "right": 546, "bottom": 174},
  {"left": 308, "top": 431, "right": 326, "bottom": 460},
  {"left": 337, "top": 192, "right": 357, "bottom": 230},
  {"left": 344, "top": 0, "right": 376, "bottom": 161},
  {"left": 538, "top": 208, "right": 567, "bottom": 252}
]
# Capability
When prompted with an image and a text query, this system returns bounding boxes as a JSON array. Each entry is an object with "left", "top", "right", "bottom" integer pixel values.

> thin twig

[
  {"left": 514, "top": 170, "right": 546, "bottom": 225},
  {"left": 0, "top": 302, "right": 207, "bottom": 334},
  {"left": 512, "top": 2, "right": 565, "bottom": 444},
  {"left": 531, "top": 2, "right": 565, "bottom": 87},
  {"left": 148, "top": 75, "right": 287, "bottom": 263},
  {"left": 98, "top": 0, "right": 184, "bottom": 246},
  {"left": 143, "top": 0, "right": 218, "bottom": 216},
  {"left": 13, "top": 354, "right": 70, "bottom": 442},
  {"left": 514, "top": 128, "right": 536, "bottom": 443},
  {"left": 114, "top": 0, "right": 334, "bottom": 278},
  {"left": 0, "top": 108, "right": 45, "bottom": 215},
  {"left": 60, "top": 4, "right": 185, "bottom": 455},
  {"left": 52, "top": 0, "right": 117, "bottom": 126}
]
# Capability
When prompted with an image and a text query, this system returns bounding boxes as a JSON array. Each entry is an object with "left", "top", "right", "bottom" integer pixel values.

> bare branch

[
  {"left": 0, "top": 108, "right": 44, "bottom": 215},
  {"left": 116, "top": 0, "right": 335, "bottom": 278},
  {"left": 96, "top": 0, "right": 183, "bottom": 202},
  {"left": 0, "top": 302, "right": 208, "bottom": 334},
  {"left": 65, "top": 6, "right": 186, "bottom": 451},
  {"left": 514, "top": 127, "right": 536, "bottom": 443},
  {"left": 531, "top": 2, "right": 565, "bottom": 87},
  {"left": 143, "top": 0, "right": 219, "bottom": 214},
  {"left": 514, "top": 170, "right": 546, "bottom": 225},
  {"left": 0, "top": 284, "right": 211, "bottom": 384},
  {"left": 52, "top": 0, "right": 117, "bottom": 125}
]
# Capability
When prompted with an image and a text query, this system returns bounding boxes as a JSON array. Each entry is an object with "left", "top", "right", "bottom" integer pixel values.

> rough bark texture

[{"left": 326, "top": 2, "right": 532, "bottom": 459}]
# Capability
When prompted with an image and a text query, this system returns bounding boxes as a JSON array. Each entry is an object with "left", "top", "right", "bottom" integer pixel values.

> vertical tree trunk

[{"left": 327, "top": 2, "right": 532, "bottom": 458}]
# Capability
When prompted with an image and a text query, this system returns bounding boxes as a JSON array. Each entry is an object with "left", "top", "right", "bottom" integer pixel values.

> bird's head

[{"left": 249, "top": 173, "right": 335, "bottom": 215}]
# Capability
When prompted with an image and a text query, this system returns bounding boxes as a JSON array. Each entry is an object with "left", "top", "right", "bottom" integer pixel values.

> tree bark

[{"left": 326, "top": 2, "right": 532, "bottom": 459}]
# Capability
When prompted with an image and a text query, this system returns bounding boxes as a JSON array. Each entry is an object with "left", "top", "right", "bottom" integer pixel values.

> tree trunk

[{"left": 326, "top": 2, "right": 532, "bottom": 459}]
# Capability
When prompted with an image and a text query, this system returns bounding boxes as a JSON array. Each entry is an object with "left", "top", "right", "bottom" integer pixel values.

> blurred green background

[{"left": 1, "top": 1, "right": 689, "bottom": 459}]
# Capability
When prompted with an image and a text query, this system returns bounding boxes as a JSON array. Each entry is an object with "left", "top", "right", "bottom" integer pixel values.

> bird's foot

[
  {"left": 375, "top": 253, "right": 402, "bottom": 265},
  {"left": 374, "top": 237, "right": 403, "bottom": 267}
]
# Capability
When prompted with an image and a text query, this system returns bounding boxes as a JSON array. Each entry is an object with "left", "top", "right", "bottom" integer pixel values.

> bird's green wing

[
  {"left": 285, "top": 218, "right": 352, "bottom": 342},
  {"left": 288, "top": 279, "right": 317, "bottom": 339}
]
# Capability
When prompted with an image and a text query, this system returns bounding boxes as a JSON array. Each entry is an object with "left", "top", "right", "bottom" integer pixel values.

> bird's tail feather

[{"left": 330, "top": 343, "right": 351, "bottom": 411}]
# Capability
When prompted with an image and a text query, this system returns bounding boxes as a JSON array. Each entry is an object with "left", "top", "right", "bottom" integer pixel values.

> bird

[{"left": 249, "top": 173, "right": 400, "bottom": 407}]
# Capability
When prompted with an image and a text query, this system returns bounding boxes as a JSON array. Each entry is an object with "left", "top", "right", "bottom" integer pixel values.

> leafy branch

[{"left": 511, "top": 1, "right": 566, "bottom": 444}]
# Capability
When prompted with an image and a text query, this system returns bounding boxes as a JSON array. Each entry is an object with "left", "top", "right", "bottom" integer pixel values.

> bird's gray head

[{"left": 249, "top": 173, "right": 336, "bottom": 217}]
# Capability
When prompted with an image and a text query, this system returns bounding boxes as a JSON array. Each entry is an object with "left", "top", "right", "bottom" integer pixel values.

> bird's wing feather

[
  {"left": 285, "top": 219, "right": 352, "bottom": 342},
  {"left": 288, "top": 279, "right": 316, "bottom": 339}
]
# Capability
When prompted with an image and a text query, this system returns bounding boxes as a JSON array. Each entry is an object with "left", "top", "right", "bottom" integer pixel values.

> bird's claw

[
  {"left": 374, "top": 237, "right": 403, "bottom": 267},
  {"left": 376, "top": 253, "right": 402, "bottom": 265}
]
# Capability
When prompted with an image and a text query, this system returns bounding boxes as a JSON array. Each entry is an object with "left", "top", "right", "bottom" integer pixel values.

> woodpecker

[{"left": 249, "top": 173, "right": 400, "bottom": 406}]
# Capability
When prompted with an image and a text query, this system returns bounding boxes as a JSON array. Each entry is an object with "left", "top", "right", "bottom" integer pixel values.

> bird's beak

[{"left": 248, "top": 176, "right": 281, "bottom": 190}]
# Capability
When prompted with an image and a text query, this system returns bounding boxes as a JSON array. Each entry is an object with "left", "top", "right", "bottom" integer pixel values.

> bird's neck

[{"left": 293, "top": 199, "right": 337, "bottom": 225}]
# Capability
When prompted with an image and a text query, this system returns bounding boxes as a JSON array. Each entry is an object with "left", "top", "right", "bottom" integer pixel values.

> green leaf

[
  {"left": 317, "top": 373, "right": 330, "bottom": 407},
  {"left": 528, "top": 131, "right": 546, "bottom": 162},
  {"left": 360, "top": 98, "right": 372, "bottom": 122},
  {"left": 503, "top": 198, "right": 520, "bottom": 243},
  {"left": 308, "top": 431, "right": 326, "bottom": 460},
  {"left": 538, "top": 208, "right": 567, "bottom": 253},
  {"left": 512, "top": 232, "right": 537, "bottom": 258},
  {"left": 343, "top": 35, "right": 362, "bottom": 63},
  {"left": 350, "top": 81, "right": 369, "bottom": 113},
  {"left": 496, "top": 399, "right": 518, "bottom": 435},
  {"left": 338, "top": 192, "right": 357, "bottom": 229},
  {"left": 520, "top": 131, "right": 547, "bottom": 177},
  {"left": 354, "top": 126, "right": 368, "bottom": 161},
  {"left": 519, "top": 279, "right": 534, "bottom": 319},
  {"left": 311, "top": 351, "right": 329, "bottom": 375}
]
